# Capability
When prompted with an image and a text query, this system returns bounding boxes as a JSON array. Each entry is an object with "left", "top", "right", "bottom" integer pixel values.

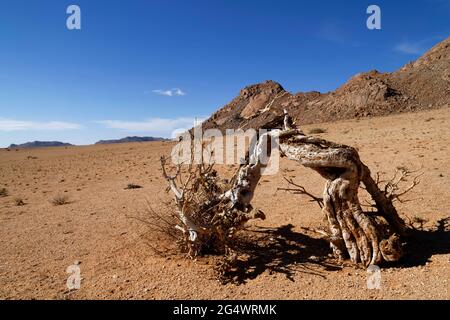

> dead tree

[
  {"left": 161, "top": 113, "right": 408, "bottom": 267},
  {"left": 276, "top": 128, "right": 407, "bottom": 266}
]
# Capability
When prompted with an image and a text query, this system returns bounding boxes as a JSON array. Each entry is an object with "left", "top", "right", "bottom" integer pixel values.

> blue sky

[{"left": 0, "top": 0, "right": 449, "bottom": 147}]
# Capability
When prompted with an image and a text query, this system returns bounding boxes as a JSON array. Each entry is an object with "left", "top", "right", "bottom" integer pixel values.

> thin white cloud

[
  {"left": 394, "top": 42, "right": 424, "bottom": 55},
  {"left": 0, "top": 118, "right": 81, "bottom": 131},
  {"left": 394, "top": 36, "right": 445, "bottom": 55},
  {"left": 152, "top": 88, "right": 186, "bottom": 96},
  {"left": 316, "top": 22, "right": 346, "bottom": 44},
  {"left": 95, "top": 117, "right": 205, "bottom": 138}
]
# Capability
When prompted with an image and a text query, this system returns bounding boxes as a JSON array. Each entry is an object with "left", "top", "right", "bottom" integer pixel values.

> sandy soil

[{"left": 0, "top": 108, "right": 449, "bottom": 300}]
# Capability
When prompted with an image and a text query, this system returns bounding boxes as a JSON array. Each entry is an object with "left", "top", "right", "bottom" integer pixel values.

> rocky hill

[
  {"left": 95, "top": 136, "right": 168, "bottom": 145},
  {"left": 8, "top": 141, "right": 73, "bottom": 149},
  {"left": 202, "top": 36, "right": 450, "bottom": 131}
]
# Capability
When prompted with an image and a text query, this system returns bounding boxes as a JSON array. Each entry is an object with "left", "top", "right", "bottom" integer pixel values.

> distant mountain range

[
  {"left": 8, "top": 141, "right": 73, "bottom": 149},
  {"left": 94, "top": 136, "right": 168, "bottom": 144},
  {"left": 7, "top": 136, "right": 169, "bottom": 149}
]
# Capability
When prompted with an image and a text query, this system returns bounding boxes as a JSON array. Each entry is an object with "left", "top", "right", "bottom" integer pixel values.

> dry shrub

[
  {"left": 125, "top": 183, "right": 142, "bottom": 189},
  {"left": 158, "top": 157, "right": 240, "bottom": 257},
  {"left": 308, "top": 128, "right": 327, "bottom": 134},
  {"left": 14, "top": 197, "right": 25, "bottom": 206},
  {"left": 409, "top": 216, "right": 429, "bottom": 230},
  {"left": 135, "top": 151, "right": 265, "bottom": 283},
  {"left": 0, "top": 187, "right": 8, "bottom": 197},
  {"left": 51, "top": 194, "right": 70, "bottom": 206}
]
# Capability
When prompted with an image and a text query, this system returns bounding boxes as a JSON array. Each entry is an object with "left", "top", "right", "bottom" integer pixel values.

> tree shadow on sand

[
  {"left": 399, "top": 217, "right": 450, "bottom": 268},
  {"left": 222, "top": 224, "right": 342, "bottom": 284},
  {"left": 223, "top": 217, "right": 450, "bottom": 284}
]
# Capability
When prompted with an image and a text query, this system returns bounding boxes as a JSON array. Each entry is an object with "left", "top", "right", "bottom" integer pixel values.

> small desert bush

[
  {"left": 14, "top": 197, "right": 25, "bottom": 206},
  {"left": 125, "top": 183, "right": 142, "bottom": 189},
  {"left": 0, "top": 188, "right": 8, "bottom": 197},
  {"left": 411, "top": 216, "right": 428, "bottom": 230},
  {"left": 308, "top": 128, "right": 327, "bottom": 134},
  {"left": 51, "top": 194, "right": 70, "bottom": 206}
]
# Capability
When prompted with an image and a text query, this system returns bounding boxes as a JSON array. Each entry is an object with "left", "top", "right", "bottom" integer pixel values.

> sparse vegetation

[
  {"left": 14, "top": 197, "right": 25, "bottom": 206},
  {"left": 0, "top": 187, "right": 8, "bottom": 197},
  {"left": 51, "top": 194, "right": 70, "bottom": 206},
  {"left": 308, "top": 127, "right": 327, "bottom": 134},
  {"left": 125, "top": 183, "right": 142, "bottom": 189},
  {"left": 408, "top": 215, "right": 429, "bottom": 230}
]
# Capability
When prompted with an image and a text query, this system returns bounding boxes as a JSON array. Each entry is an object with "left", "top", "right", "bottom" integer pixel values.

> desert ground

[{"left": 0, "top": 107, "right": 449, "bottom": 300}]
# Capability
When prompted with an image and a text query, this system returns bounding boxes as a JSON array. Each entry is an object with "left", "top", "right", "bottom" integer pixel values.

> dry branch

[{"left": 277, "top": 176, "right": 324, "bottom": 208}]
